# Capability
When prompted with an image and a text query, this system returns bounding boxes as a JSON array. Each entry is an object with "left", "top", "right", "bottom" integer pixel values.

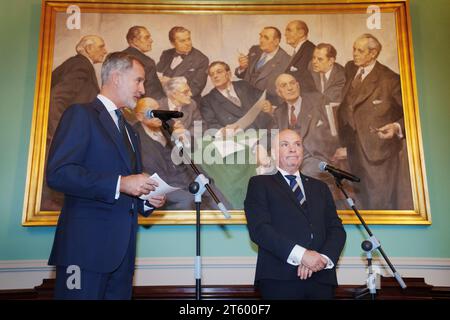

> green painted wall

[{"left": 0, "top": 0, "right": 448, "bottom": 262}]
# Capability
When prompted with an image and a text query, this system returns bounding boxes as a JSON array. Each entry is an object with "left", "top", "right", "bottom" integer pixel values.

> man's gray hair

[
  {"left": 357, "top": 33, "right": 382, "bottom": 58},
  {"left": 163, "top": 76, "right": 188, "bottom": 95},
  {"left": 75, "top": 35, "right": 101, "bottom": 55},
  {"left": 101, "top": 52, "right": 142, "bottom": 84}
]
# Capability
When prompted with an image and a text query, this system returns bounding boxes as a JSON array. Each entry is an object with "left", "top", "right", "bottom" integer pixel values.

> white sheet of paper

[
  {"left": 139, "top": 173, "right": 180, "bottom": 200},
  {"left": 233, "top": 90, "right": 267, "bottom": 130},
  {"left": 325, "top": 102, "right": 340, "bottom": 137}
]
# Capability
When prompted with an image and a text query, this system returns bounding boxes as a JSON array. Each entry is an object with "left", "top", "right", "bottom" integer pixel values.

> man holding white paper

[{"left": 47, "top": 52, "right": 166, "bottom": 300}]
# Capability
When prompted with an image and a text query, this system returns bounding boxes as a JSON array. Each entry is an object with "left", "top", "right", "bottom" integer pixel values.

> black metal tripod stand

[{"left": 333, "top": 177, "right": 407, "bottom": 299}]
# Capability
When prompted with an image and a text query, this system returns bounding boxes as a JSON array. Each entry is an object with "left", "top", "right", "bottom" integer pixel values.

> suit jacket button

[{"left": 129, "top": 209, "right": 134, "bottom": 216}]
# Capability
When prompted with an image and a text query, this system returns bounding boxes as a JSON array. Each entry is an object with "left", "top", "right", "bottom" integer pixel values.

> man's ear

[
  {"left": 110, "top": 71, "right": 121, "bottom": 87},
  {"left": 369, "top": 49, "right": 378, "bottom": 60},
  {"left": 276, "top": 87, "right": 282, "bottom": 97},
  {"left": 85, "top": 44, "right": 93, "bottom": 56}
]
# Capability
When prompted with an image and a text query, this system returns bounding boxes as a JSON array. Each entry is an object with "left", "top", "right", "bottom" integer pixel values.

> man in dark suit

[
  {"left": 122, "top": 26, "right": 165, "bottom": 100},
  {"left": 336, "top": 33, "right": 412, "bottom": 209},
  {"left": 235, "top": 27, "right": 290, "bottom": 97},
  {"left": 244, "top": 129, "right": 346, "bottom": 299},
  {"left": 284, "top": 20, "right": 316, "bottom": 93},
  {"left": 47, "top": 52, "right": 165, "bottom": 299},
  {"left": 310, "top": 43, "right": 346, "bottom": 104},
  {"left": 42, "top": 35, "right": 107, "bottom": 211},
  {"left": 201, "top": 61, "right": 274, "bottom": 132},
  {"left": 156, "top": 26, "right": 209, "bottom": 104}
]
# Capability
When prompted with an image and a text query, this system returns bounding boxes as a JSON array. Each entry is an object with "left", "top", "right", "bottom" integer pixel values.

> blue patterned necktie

[
  {"left": 285, "top": 175, "right": 305, "bottom": 205},
  {"left": 255, "top": 54, "right": 267, "bottom": 70},
  {"left": 115, "top": 109, "right": 136, "bottom": 172}
]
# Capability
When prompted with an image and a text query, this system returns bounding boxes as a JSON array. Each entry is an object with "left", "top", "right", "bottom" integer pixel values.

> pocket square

[
  {"left": 290, "top": 66, "right": 298, "bottom": 72},
  {"left": 372, "top": 99, "right": 383, "bottom": 105},
  {"left": 316, "top": 120, "right": 323, "bottom": 127},
  {"left": 188, "top": 68, "right": 196, "bottom": 72}
]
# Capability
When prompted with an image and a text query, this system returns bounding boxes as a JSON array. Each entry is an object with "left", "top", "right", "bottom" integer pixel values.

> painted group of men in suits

[{"left": 45, "top": 20, "right": 412, "bottom": 211}]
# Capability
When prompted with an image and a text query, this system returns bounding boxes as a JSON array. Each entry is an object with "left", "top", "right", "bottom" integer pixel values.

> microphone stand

[
  {"left": 356, "top": 240, "right": 378, "bottom": 300},
  {"left": 188, "top": 174, "right": 208, "bottom": 300},
  {"left": 158, "top": 119, "right": 231, "bottom": 301},
  {"left": 159, "top": 119, "right": 230, "bottom": 219},
  {"left": 333, "top": 176, "right": 407, "bottom": 299}
]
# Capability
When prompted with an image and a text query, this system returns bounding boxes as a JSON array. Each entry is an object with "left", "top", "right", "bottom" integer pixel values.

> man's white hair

[
  {"left": 357, "top": 33, "right": 382, "bottom": 58},
  {"left": 163, "top": 76, "right": 188, "bottom": 95},
  {"left": 75, "top": 35, "right": 101, "bottom": 55}
]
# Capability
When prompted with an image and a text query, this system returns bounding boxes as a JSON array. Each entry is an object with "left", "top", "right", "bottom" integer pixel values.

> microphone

[
  {"left": 318, "top": 161, "right": 361, "bottom": 182},
  {"left": 145, "top": 109, "right": 183, "bottom": 121}
]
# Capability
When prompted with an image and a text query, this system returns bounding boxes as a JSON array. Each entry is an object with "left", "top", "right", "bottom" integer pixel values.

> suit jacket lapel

[
  {"left": 342, "top": 62, "right": 358, "bottom": 98},
  {"left": 275, "top": 103, "right": 289, "bottom": 129},
  {"left": 257, "top": 50, "right": 283, "bottom": 81},
  {"left": 94, "top": 100, "right": 133, "bottom": 172},
  {"left": 301, "top": 173, "right": 313, "bottom": 210},
  {"left": 172, "top": 51, "right": 193, "bottom": 74},
  {"left": 296, "top": 97, "right": 313, "bottom": 137},
  {"left": 352, "top": 61, "right": 381, "bottom": 108},
  {"left": 272, "top": 171, "right": 309, "bottom": 217},
  {"left": 289, "top": 40, "right": 309, "bottom": 67},
  {"left": 324, "top": 66, "right": 337, "bottom": 91},
  {"left": 248, "top": 49, "right": 262, "bottom": 75},
  {"left": 125, "top": 120, "right": 141, "bottom": 172},
  {"left": 312, "top": 71, "right": 321, "bottom": 92},
  {"left": 211, "top": 88, "right": 247, "bottom": 118}
]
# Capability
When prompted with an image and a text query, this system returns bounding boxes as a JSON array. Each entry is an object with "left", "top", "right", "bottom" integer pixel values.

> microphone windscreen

[
  {"left": 318, "top": 161, "right": 327, "bottom": 172},
  {"left": 145, "top": 109, "right": 154, "bottom": 119}
]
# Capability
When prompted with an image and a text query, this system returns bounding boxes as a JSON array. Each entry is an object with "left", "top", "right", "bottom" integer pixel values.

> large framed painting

[{"left": 22, "top": 0, "right": 430, "bottom": 225}]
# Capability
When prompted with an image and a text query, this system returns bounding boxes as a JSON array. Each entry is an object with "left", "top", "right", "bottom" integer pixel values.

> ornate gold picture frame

[{"left": 22, "top": 0, "right": 430, "bottom": 225}]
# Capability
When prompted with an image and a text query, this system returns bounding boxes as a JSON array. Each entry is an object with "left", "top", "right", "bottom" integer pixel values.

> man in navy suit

[
  {"left": 47, "top": 52, "right": 165, "bottom": 299},
  {"left": 244, "top": 129, "right": 346, "bottom": 299}
]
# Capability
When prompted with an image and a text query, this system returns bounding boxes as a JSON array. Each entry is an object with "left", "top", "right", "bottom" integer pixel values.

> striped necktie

[
  {"left": 289, "top": 105, "right": 297, "bottom": 128},
  {"left": 285, "top": 175, "right": 305, "bottom": 205},
  {"left": 115, "top": 109, "right": 137, "bottom": 172}
]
